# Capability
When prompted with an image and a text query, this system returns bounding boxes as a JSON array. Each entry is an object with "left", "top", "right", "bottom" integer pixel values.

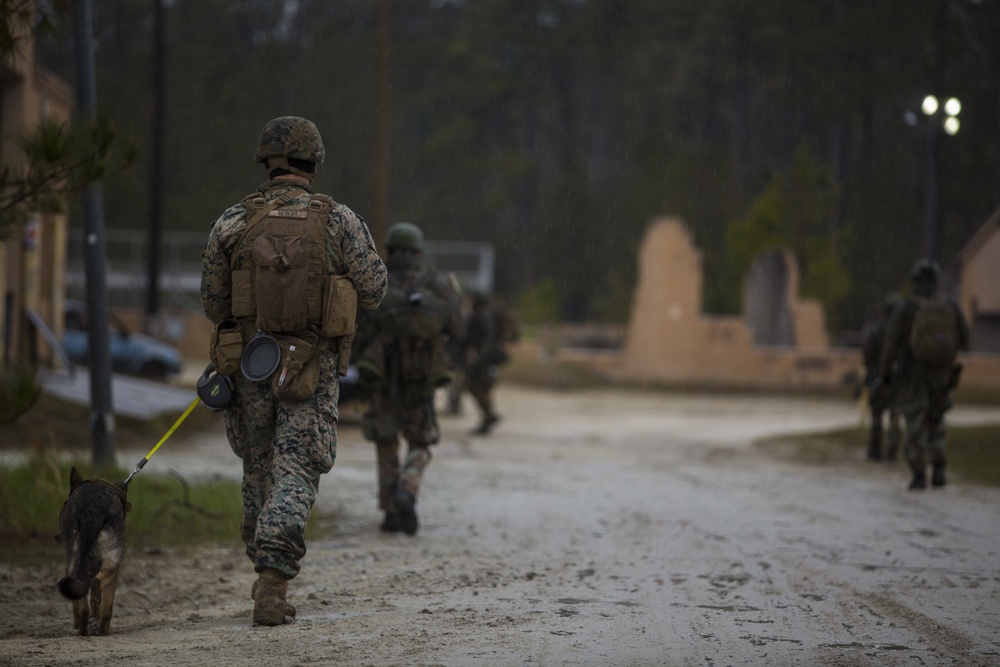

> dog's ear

[{"left": 69, "top": 466, "right": 83, "bottom": 489}]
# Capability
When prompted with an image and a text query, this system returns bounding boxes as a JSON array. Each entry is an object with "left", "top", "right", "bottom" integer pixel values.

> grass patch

[
  {"left": 0, "top": 454, "right": 244, "bottom": 565},
  {"left": 0, "top": 391, "right": 339, "bottom": 562},
  {"left": 756, "top": 423, "right": 1000, "bottom": 487}
]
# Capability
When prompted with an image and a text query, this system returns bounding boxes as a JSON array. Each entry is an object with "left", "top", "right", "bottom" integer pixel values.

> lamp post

[{"left": 920, "top": 94, "right": 961, "bottom": 262}]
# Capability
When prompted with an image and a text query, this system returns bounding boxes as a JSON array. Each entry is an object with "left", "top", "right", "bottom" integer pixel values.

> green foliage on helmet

[
  {"left": 255, "top": 116, "right": 325, "bottom": 164},
  {"left": 385, "top": 222, "right": 425, "bottom": 251}
]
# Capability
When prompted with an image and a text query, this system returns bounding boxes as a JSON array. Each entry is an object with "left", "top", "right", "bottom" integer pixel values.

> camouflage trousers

[
  {"left": 466, "top": 362, "right": 499, "bottom": 419},
  {"left": 869, "top": 403, "right": 904, "bottom": 460},
  {"left": 896, "top": 367, "right": 954, "bottom": 472},
  {"left": 363, "top": 389, "right": 438, "bottom": 511},
  {"left": 224, "top": 351, "right": 339, "bottom": 579}
]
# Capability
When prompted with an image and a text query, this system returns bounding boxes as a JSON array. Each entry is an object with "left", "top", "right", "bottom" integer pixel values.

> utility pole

[
  {"left": 147, "top": 0, "right": 166, "bottom": 330},
  {"left": 73, "top": 0, "right": 116, "bottom": 465},
  {"left": 373, "top": 0, "right": 389, "bottom": 253},
  {"left": 921, "top": 0, "right": 949, "bottom": 263}
]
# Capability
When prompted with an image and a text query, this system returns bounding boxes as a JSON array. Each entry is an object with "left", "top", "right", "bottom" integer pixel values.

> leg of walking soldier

[
  {"left": 886, "top": 406, "right": 903, "bottom": 462},
  {"left": 255, "top": 366, "right": 338, "bottom": 578},
  {"left": 398, "top": 443, "right": 433, "bottom": 499},
  {"left": 393, "top": 403, "right": 441, "bottom": 535},
  {"left": 903, "top": 405, "right": 929, "bottom": 489},
  {"left": 237, "top": 356, "right": 339, "bottom": 626},
  {"left": 395, "top": 442, "right": 433, "bottom": 535},
  {"left": 927, "top": 379, "right": 953, "bottom": 488},
  {"left": 224, "top": 376, "right": 277, "bottom": 565},
  {"left": 446, "top": 372, "right": 464, "bottom": 415},
  {"left": 364, "top": 394, "right": 404, "bottom": 532},
  {"left": 467, "top": 364, "right": 499, "bottom": 435},
  {"left": 899, "top": 378, "right": 930, "bottom": 489},
  {"left": 375, "top": 438, "right": 402, "bottom": 531},
  {"left": 867, "top": 402, "right": 884, "bottom": 461}
]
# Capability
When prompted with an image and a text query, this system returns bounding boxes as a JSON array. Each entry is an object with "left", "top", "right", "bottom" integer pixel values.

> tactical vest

[{"left": 229, "top": 190, "right": 333, "bottom": 335}]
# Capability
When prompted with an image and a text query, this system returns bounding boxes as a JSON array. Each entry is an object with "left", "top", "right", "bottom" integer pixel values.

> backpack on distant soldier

[
  {"left": 378, "top": 269, "right": 452, "bottom": 342},
  {"left": 909, "top": 297, "right": 960, "bottom": 368},
  {"left": 495, "top": 305, "right": 521, "bottom": 344}
]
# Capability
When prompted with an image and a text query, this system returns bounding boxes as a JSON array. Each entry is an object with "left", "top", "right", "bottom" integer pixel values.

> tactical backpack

[
  {"left": 369, "top": 269, "right": 455, "bottom": 385},
  {"left": 378, "top": 269, "right": 452, "bottom": 342},
  {"left": 909, "top": 297, "right": 959, "bottom": 368}
]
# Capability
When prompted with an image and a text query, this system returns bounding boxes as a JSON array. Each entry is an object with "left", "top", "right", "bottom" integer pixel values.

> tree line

[{"left": 36, "top": 0, "right": 1000, "bottom": 335}]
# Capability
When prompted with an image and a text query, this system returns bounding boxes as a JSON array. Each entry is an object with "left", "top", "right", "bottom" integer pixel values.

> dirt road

[{"left": 3, "top": 384, "right": 1000, "bottom": 666}]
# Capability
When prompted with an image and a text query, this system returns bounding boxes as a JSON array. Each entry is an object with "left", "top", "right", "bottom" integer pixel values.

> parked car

[{"left": 62, "top": 300, "right": 182, "bottom": 381}]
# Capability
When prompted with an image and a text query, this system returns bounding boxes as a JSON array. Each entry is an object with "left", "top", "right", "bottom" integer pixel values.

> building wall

[
  {"left": 961, "top": 221, "right": 1000, "bottom": 318},
  {"left": 0, "top": 15, "right": 74, "bottom": 367}
]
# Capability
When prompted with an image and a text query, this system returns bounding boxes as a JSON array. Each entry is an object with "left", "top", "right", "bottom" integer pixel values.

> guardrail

[{"left": 66, "top": 229, "right": 496, "bottom": 311}]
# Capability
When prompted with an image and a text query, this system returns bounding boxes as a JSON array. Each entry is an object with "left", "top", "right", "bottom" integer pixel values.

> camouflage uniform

[
  {"left": 880, "top": 261, "right": 969, "bottom": 489},
  {"left": 463, "top": 294, "right": 508, "bottom": 435},
  {"left": 356, "top": 230, "right": 463, "bottom": 535},
  {"left": 202, "top": 144, "right": 386, "bottom": 577},
  {"left": 861, "top": 294, "right": 904, "bottom": 461}
]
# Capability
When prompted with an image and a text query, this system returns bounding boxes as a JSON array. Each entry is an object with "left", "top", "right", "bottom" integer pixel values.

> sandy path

[{"left": 2, "top": 385, "right": 999, "bottom": 666}]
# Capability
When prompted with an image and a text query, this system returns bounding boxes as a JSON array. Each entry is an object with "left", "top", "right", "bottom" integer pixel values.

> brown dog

[{"left": 56, "top": 466, "right": 129, "bottom": 636}]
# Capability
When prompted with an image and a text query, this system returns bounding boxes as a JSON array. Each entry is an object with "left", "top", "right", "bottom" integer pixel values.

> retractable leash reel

[
  {"left": 197, "top": 363, "right": 236, "bottom": 410},
  {"left": 120, "top": 364, "right": 235, "bottom": 489}
]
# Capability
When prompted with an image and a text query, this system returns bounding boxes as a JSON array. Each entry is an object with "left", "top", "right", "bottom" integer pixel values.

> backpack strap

[
  {"left": 304, "top": 193, "right": 335, "bottom": 260},
  {"left": 230, "top": 187, "right": 305, "bottom": 269}
]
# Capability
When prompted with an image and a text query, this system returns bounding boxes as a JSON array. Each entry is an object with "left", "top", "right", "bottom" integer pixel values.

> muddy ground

[{"left": 2, "top": 384, "right": 999, "bottom": 666}]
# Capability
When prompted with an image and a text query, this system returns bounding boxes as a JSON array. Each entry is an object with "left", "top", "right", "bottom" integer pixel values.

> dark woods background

[{"left": 38, "top": 0, "right": 1000, "bottom": 336}]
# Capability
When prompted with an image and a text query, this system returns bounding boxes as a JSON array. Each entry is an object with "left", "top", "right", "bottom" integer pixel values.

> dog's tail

[
  {"left": 57, "top": 505, "right": 108, "bottom": 600},
  {"left": 57, "top": 576, "right": 89, "bottom": 600}
]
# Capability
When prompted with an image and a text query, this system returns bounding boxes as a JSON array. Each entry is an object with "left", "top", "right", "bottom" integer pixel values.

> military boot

[
  {"left": 472, "top": 412, "right": 500, "bottom": 436},
  {"left": 252, "top": 568, "right": 295, "bottom": 626},
  {"left": 908, "top": 469, "right": 927, "bottom": 491},
  {"left": 866, "top": 429, "right": 882, "bottom": 461},
  {"left": 394, "top": 490, "right": 419, "bottom": 536},
  {"left": 931, "top": 463, "right": 946, "bottom": 488},
  {"left": 381, "top": 511, "right": 401, "bottom": 533}
]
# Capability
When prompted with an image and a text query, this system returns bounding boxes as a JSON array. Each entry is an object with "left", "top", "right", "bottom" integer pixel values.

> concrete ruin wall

[{"left": 616, "top": 218, "right": 1000, "bottom": 389}]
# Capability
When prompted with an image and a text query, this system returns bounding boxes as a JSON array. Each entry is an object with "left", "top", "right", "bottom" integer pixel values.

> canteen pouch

[
  {"left": 210, "top": 320, "right": 244, "bottom": 376},
  {"left": 321, "top": 275, "right": 358, "bottom": 338},
  {"left": 271, "top": 336, "right": 323, "bottom": 402}
]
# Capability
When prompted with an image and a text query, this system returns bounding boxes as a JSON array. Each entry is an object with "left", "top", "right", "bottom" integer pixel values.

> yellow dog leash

[{"left": 121, "top": 396, "right": 201, "bottom": 489}]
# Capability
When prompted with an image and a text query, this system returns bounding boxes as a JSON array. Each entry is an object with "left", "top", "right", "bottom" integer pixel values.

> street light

[{"left": 920, "top": 94, "right": 961, "bottom": 262}]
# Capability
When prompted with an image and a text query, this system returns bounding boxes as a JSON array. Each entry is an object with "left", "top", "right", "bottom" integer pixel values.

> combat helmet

[
  {"left": 255, "top": 116, "right": 325, "bottom": 178},
  {"left": 909, "top": 258, "right": 940, "bottom": 284},
  {"left": 385, "top": 222, "right": 425, "bottom": 252}
]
